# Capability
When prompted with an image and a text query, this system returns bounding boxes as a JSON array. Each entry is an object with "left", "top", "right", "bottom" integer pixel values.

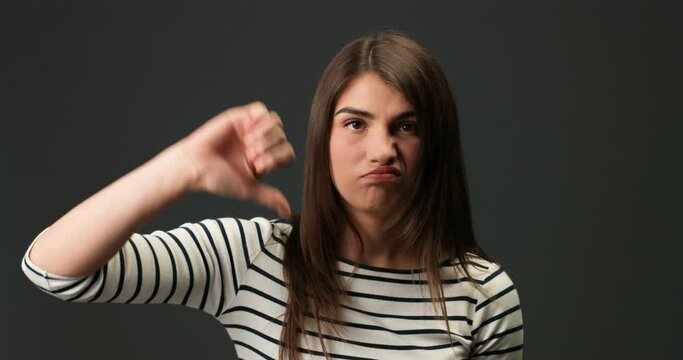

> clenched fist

[{"left": 178, "top": 102, "right": 296, "bottom": 218}]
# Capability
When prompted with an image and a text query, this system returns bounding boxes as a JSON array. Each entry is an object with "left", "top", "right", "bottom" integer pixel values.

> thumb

[{"left": 245, "top": 182, "right": 292, "bottom": 220}]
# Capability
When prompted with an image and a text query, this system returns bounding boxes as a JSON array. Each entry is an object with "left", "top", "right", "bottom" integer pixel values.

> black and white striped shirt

[{"left": 21, "top": 217, "right": 523, "bottom": 359}]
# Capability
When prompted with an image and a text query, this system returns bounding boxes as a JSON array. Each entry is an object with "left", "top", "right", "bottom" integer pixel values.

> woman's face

[{"left": 329, "top": 72, "right": 421, "bottom": 218}]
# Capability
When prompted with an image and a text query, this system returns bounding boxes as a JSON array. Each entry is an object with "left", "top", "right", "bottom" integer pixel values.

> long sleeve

[
  {"left": 469, "top": 264, "right": 524, "bottom": 358},
  {"left": 20, "top": 217, "right": 279, "bottom": 318}
]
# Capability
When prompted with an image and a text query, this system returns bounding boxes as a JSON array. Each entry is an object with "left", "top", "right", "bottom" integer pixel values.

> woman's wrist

[{"left": 151, "top": 141, "right": 200, "bottom": 198}]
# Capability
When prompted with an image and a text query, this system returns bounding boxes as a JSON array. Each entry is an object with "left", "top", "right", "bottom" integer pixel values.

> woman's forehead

[{"left": 334, "top": 73, "right": 414, "bottom": 116}]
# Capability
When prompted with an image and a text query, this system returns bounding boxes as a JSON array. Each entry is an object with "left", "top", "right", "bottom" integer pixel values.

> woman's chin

[{"left": 357, "top": 204, "right": 400, "bottom": 218}]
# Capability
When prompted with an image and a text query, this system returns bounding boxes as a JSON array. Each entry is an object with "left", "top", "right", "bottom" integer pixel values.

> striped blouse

[{"left": 21, "top": 217, "right": 524, "bottom": 359}]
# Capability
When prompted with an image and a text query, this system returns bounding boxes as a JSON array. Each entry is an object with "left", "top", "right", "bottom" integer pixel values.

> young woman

[{"left": 22, "top": 31, "right": 523, "bottom": 359}]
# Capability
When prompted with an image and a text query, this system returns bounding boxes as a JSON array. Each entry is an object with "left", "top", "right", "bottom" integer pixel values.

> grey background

[{"left": 2, "top": 1, "right": 681, "bottom": 359}]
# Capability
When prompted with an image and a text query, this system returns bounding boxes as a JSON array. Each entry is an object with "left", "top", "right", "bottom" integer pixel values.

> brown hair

[{"left": 280, "top": 30, "right": 490, "bottom": 359}]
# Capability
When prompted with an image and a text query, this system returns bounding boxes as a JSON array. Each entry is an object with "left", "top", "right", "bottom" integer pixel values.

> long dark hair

[{"left": 280, "top": 30, "right": 490, "bottom": 359}]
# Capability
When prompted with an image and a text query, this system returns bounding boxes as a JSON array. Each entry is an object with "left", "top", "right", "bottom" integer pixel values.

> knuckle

[
  {"left": 263, "top": 156, "right": 275, "bottom": 170},
  {"left": 252, "top": 159, "right": 262, "bottom": 174},
  {"left": 249, "top": 100, "right": 266, "bottom": 109},
  {"left": 247, "top": 101, "right": 268, "bottom": 118},
  {"left": 216, "top": 107, "right": 237, "bottom": 122},
  {"left": 268, "top": 111, "right": 284, "bottom": 127},
  {"left": 252, "top": 144, "right": 263, "bottom": 157},
  {"left": 275, "top": 125, "right": 286, "bottom": 138},
  {"left": 268, "top": 127, "right": 282, "bottom": 143},
  {"left": 246, "top": 146, "right": 256, "bottom": 161},
  {"left": 223, "top": 107, "right": 248, "bottom": 126}
]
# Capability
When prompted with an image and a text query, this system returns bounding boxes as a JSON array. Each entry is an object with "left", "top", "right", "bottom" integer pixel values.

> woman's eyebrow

[{"left": 334, "top": 107, "right": 416, "bottom": 121}]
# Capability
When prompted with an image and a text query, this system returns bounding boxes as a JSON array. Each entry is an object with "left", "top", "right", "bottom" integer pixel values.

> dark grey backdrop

[{"left": 3, "top": 1, "right": 681, "bottom": 359}]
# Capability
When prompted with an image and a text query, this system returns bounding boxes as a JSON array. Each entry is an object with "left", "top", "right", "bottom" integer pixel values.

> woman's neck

[{"left": 338, "top": 212, "right": 419, "bottom": 270}]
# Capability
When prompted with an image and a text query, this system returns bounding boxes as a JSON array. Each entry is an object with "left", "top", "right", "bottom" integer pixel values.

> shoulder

[
  {"left": 459, "top": 256, "right": 521, "bottom": 310},
  {"left": 464, "top": 255, "right": 524, "bottom": 351},
  {"left": 443, "top": 255, "right": 521, "bottom": 312},
  {"left": 196, "top": 216, "right": 291, "bottom": 239},
  {"left": 260, "top": 217, "right": 293, "bottom": 247},
  {"left": 462, "top": 256, "right": 518, "bottom": 297},
  {"left": 465, "top": 256, "right": 524, "bottom": 357},
  {"left": 188, "top": 217, "right": 291, "bottom": 260}
]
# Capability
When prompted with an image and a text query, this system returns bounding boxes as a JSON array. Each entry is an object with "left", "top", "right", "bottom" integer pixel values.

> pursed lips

[{"left": 363, "top": 166, "right": 402, "bottom": 177}]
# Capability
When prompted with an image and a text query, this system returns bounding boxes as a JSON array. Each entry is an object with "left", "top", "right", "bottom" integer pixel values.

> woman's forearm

[
  {"left": 28, "top": 142, "right": 196, "bottom": 277},
  {"left": 27, "top": 102, "right": 295, "bottom": 278}
]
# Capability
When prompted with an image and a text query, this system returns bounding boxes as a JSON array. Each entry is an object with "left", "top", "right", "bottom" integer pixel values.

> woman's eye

[
  {"left": 399, "top": 122, "right": 418, "bottom": 132},
  {"left": 344, "top": 120, "right": 364, "bottom": 130}
]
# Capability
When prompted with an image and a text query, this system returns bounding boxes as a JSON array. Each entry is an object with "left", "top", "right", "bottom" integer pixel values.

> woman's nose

[{"left": 368, "top": 129, "right": 397, "bottom": 164}]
